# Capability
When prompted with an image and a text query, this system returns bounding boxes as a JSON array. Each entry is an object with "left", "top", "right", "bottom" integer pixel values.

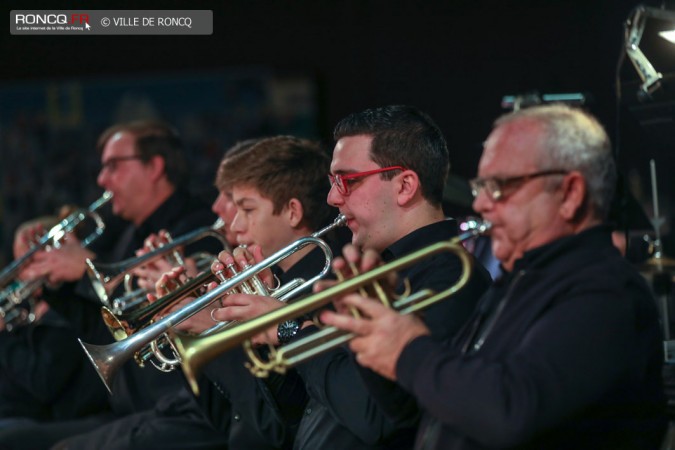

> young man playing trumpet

[
  {"left": 211, "top": 105, "right": 492, "bottom": 449},
  {"left": 187, "top": 135, "right": 347, "bottom": 449}
]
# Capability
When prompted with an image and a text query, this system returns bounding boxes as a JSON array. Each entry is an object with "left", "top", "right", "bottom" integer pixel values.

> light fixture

[
  {"left": 658, "top": 29, "right": 675, "bottom": 44},
  {"left": 625, "top": 5, "right": 675, "bottom": 99}
]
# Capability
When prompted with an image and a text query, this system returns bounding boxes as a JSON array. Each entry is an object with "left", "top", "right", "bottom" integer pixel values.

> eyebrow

[
  {"left": 235, "top": 197, "right": 256, "bottom": 207},
  {"left": 330, "top": 167, "right": 372, "bottom": 175}
]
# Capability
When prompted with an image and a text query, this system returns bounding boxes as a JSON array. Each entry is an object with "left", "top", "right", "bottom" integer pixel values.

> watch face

[{"left": 278, "top": 319, "right": 300, "bottom": 344}]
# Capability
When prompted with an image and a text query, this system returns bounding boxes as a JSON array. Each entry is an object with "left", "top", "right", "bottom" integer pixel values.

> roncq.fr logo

[{"left": 15, "top": 13, "right": 90, "bottom": 26}]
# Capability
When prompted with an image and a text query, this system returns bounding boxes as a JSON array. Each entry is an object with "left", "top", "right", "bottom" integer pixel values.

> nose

[
  {"left": 230, "top": 211, "right": 245, "bottom": 233},
  {"left": 97, "top": 168, "right": 109, "bottom": 189},
  {"left": 327, "top": 184, "right": 344, "bottom": 207},
  {"left": 211, "top": 193, "right": 224, "bottom": 216}
]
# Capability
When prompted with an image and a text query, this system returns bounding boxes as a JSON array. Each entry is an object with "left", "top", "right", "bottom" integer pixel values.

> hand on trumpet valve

[
  {"left": 152, "top": 266, "right": 190, "bottom": 297},
  {"left": 320, "top": 294, "right": 430, "bottom": 381},
  {"left": 212, "top": 245, "right": 276, "bottom": 292},
  {"left": 13, "top": 224, "right": 44, "bottom": 281},
  {"left": 21, "top": 239, "right": 93, "bottom": 284},
  {"left": 142, "top": 230, "right": 173, "bottom": 252},
  {"left": 213, "top": 292, "right": 289, "bottom": 345},
  {"left": 146, "top": 266, "right": 213, "bottom": 334},
  {"left": 16, "top": 223, "right": 44, "bottom": 254},
  {"left": 314, "top": 244, "right": 398, "bottom": 317},
  {"left": 132, "top": 231, "right": 195, "bottom": 291}
]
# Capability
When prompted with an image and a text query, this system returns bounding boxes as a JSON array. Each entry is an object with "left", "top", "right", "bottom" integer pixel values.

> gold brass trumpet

[
  {"left": 86, "top": 218, "right": 229, "bottom": 308},
  {"left": 173, "top": 220, "right": 491, "bottom": 395},
  {"left": 79, "top": 214, "right": 347, "bottom": 392}
]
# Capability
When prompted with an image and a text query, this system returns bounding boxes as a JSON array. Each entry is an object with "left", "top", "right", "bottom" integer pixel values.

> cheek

[
  {"left": 490, "top": 230, "right": 515, "bottom": 261},
  {"left": 348, "top": 195, "right": 375, "bottom": 222}
]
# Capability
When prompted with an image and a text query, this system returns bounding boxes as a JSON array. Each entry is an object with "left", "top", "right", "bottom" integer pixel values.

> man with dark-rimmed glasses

[
  {"left": 0, "top": 120, "right": 219, "bottom": 450},
  {"left": 323, "top": 104, "right": 667, "bottom": 449}
]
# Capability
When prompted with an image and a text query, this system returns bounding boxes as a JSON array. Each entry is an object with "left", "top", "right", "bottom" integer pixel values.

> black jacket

[
  {"left": 397, "top": 226, "right": 666, "bottom": 449},
  {"left": 48, "top": 189, "right": 218, "bottom": 415},
  {"left": 196, "top": 243, "right": 339, "bottom": 449},
  {"left": 0, "top": 307, "right": 109, "bottom": 421},
  {"left": 291, "top": 219, "right": 492, "bottom": 449}
]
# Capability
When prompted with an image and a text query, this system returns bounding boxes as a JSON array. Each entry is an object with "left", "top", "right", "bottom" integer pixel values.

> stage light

[{"left": 625, "top": 5, "right": 675, "bottom": 99}]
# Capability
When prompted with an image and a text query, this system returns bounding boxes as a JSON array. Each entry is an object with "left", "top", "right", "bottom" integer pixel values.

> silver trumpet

[
  {"left": 0, "top": 192, "right": 112, "bottom": 330},
  {"left": 86, "top": 218, "right": 229, "bottom": 308},
  {"left": 110, "top": 252, "right": 215, "bottom": 315},
  {"left": 80, "top": 214, "right": 346, "bottom": 392},
  {"left": 0, "top": 191, "right": 112, "bottom": 288},
  {"left": 0, "top": 279, "right": 41, "bottom": 331}
]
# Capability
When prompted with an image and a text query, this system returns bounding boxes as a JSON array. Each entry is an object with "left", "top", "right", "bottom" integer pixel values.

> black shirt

[
  {"left": 49, "top": 189, "right": 218, "bottom": 415},
  {"left": 291, "top": 219, "right": 492, "bottom": 450},
  {"left": 0, "top": 306, "right": 109, "bottom": 421},
  {"left": 196, "top": 242, "right": 345, "bottom": 450}
]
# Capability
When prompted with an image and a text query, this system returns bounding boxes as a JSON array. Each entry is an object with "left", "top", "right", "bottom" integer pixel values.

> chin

[
  {"left": 351, "top": 234, "right": 364, "bottom": 249},
  {"left": 113, "top": 206, "right": 126, "bottom": 219}
]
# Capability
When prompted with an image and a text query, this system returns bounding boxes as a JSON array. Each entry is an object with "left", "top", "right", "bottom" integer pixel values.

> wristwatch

[{"left": 277, "top": 319, "right": 300, "bottom": 345}]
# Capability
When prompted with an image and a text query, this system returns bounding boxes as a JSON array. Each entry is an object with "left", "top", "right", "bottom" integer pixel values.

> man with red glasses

[
  {"left": 323, "top": 104, "right": 666, "bottom": 449},
  {"left": 250, "top": 105, "right": 490, "bottom": 449}
]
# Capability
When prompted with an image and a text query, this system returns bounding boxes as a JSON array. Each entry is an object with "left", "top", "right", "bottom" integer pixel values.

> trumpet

[
  {"left": 86, "top": 218, "right": 229, "bottom": 308},
  {"left": 0, "top": 192, "right": 112, "bottom": 331},
  {"left": 99, "top": 215, "right": 344, "bottom": 372},
  {"left": 80, "top": 214, "right": 347, "bottom": 392},
  {"left": 0, "top": 191, "right": 112, "bottom": 288},
  {"left": 172, "top": 220, "right": 491, "bottom": 395},
  {"left": 109, "top": 252, "right": 215, "bottom": 315},
  {"left": 0, "top": 279, "right": 41, "bottom": 331},
  {"left": 129, "top": 252, "right": 302, "bottom": 374}
]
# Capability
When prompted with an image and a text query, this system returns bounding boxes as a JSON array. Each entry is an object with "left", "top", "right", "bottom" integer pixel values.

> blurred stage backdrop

[
  {"left": 0, "top": 69, "right": 318, "bottom": 264},
  {"left": 1, "top": 0, "right": 674, "bottom": 265}
]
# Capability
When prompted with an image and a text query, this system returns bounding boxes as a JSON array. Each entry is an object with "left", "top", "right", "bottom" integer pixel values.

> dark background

[{"left": 1, "top": 0, "right": 674, "bottom": 263}]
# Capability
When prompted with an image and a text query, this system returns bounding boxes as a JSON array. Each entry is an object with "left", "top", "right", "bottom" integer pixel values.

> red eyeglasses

[{"left": 328, "top": 166, "right": 405, "bottom": 195}]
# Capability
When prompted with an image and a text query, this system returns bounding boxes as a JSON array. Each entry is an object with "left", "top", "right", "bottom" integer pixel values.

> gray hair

[{"left": 495, "top": 104, "right": 616, "bottom": 220}]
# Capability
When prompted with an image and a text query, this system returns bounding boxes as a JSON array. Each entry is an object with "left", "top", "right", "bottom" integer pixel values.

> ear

[
  {"left": 558, "top": 171, "right": 586, "bottom": 221},
  {"left": 146, "top": 155, "right": 166, "bottom": 182},
  {"left": 396, "top": 170, "right": 420, "bottom": 206},
  {"left": 285, "top": 198, "right": 305, "bottom": 228}
]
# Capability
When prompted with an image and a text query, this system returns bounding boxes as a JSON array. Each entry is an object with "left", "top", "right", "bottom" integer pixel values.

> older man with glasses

[{"left": 323, "top": 104, "right": 667, "bottom": 449}]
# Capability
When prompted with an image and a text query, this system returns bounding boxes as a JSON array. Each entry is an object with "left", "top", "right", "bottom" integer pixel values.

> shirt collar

[
  {"left": 381, "top": 218, "right": 458, "bottom": 262},
  {"left": 134, "top": 188, "right": 188, "bottom": 239},
  {"left": 511, "top": 224, "right": 614, "bottom": 272}
]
